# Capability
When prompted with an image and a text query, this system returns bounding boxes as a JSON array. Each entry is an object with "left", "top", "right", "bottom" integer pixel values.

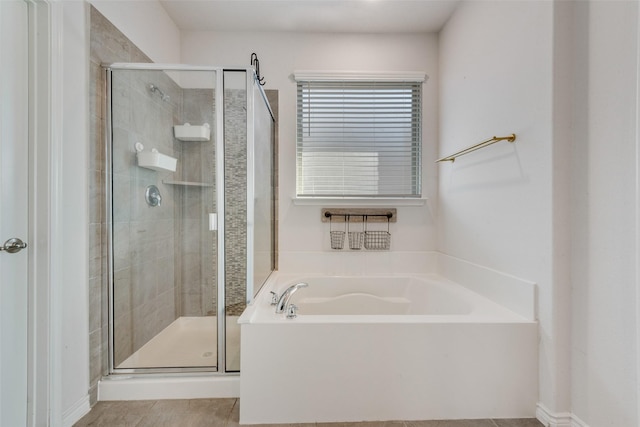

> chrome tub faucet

[{"left": 275, "top": 282, "right": 309, "bottom": 314}]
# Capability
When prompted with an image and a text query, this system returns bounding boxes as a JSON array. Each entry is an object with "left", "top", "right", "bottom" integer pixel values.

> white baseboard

[
  {"left": 536, "top": 403, "right": 590, "bottom": 427},
  {"left": 62, "top": 395, "right": 91, "bottom": 427},
  {"left": 570, "top": 414, "right": 589, "bottom": 427}
]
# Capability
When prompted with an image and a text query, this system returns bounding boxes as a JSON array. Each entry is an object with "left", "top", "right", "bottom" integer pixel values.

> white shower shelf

[
  {"left": 163, "top": 180, "right": 214, "bottom": 187},
  {"left": 174, "top": 123, "right": 211, "bottom": 142},
  {"left": 137, "top": 150, "right": 177, "bottom": 172}
]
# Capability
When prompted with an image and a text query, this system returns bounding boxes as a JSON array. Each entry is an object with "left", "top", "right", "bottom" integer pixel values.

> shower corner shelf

[
  {"left": 162, "top": 180, "right": 214, "bottom": 188},
  {"left": 174, "top": 123, "right": 211, "bottom": 142}
]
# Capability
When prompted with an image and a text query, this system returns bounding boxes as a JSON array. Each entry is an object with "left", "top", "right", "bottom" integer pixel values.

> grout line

[{"left": 490, "top": 420, "right": 500, "bottom": 427}]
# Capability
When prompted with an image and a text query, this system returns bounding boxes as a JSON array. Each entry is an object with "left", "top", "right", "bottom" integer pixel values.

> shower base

[
  {"left": 99, "top": 316, "right": 240, "bottom": 401},
  {"left": 117, "top": 316, "right": 240, "bottom": 369}
]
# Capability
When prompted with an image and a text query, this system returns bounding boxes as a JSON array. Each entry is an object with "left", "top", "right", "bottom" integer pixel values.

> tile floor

[{"left": 73, "top": 398, "right": 545, "bottom": 427}]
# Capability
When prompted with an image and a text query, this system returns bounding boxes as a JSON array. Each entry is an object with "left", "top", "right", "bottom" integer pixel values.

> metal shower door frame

[{"left": 103, "top": 63, "right": 263, "bottom": 376}]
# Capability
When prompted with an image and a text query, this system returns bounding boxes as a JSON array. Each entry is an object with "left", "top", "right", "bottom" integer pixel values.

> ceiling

[{"left": 159, "top": 0, "right": 460, "bottom": 33}]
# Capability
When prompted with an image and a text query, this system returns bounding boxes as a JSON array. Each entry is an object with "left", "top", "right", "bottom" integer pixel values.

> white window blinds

[{"left": 296, "top": 77, "right": 423, "bottom": 197}]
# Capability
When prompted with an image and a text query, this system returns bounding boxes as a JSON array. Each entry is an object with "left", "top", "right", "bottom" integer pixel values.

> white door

[{"left": 0, "top": 1, "right": 30, "bottom": 426}]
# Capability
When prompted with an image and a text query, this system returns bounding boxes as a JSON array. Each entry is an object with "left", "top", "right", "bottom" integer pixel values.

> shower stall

[{"left": 104, "top": 63, "right": 275, "bottom": 375}]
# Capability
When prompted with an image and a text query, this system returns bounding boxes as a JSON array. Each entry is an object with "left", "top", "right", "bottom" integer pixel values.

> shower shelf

[
  {"left": 162, "top": 180, "right": 214, "bottom": 187},
  {"left": 137, "top": 150, "right": 177, "bottom": 172},
  {"left": 174, "top": 123, "right": 211, "bottom": 142}
]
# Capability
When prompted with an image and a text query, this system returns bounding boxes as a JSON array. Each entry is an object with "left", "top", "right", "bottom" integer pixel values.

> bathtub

[
  {"left": 239, "top": 273, "right": 537, "bottom": 424},
  {"left": 282, "top": 276, "right": 503, "bottom": 317}
]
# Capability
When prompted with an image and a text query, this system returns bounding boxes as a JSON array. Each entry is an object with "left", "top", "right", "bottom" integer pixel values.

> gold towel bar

[{"left": 436, "top": 133, "right": 517, "bottom": 163}]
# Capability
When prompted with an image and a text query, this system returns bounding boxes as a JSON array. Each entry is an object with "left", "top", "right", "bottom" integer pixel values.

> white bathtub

[
  {"left": 239, "top": 273, "right": 538, "bottom": 424},
  {"left": 286, "top": 276, "right": 505, "bottom": 317}
]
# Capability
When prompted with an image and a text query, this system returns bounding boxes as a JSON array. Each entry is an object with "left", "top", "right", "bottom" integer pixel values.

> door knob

[{"left": 0, "top": 238, "right": 27, "bottom": 254}]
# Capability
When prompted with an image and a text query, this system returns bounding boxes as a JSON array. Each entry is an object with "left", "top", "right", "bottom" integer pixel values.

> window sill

[{"left": 292, "top": 197, "right": 427, "bottom": 207}]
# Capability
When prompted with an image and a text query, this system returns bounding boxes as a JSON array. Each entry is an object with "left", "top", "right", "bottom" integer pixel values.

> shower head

[{"left": 148, "top": 83, "right": 170, "bottom": 102}]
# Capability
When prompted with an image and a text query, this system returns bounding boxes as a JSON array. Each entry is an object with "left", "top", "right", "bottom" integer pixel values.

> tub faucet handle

[
  {"left": 269, "top": 291, "right": 279, "bottom": 305},
  {"left": 286, "top": 304, "right": 298, "bottom": 319}
]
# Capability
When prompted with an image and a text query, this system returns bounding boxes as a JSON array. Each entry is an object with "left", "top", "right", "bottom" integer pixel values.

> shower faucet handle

[{"left": 269, "top": 291, "right": 279, "bottom": 305}]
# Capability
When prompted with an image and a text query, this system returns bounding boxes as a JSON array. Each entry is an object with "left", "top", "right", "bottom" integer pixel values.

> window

[{"left": 296, "top": 74, "right": 423, "bottom": 198}]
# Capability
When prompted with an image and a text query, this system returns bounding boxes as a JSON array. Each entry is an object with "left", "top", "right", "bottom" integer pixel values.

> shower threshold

[{"left": 117, "top": 316, "right": 240, "bottom": 369}]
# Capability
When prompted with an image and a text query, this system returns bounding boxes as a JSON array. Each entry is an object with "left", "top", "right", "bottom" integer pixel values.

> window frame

[{"left": 294, "top": 71, "right": 426, "bottom": 199}]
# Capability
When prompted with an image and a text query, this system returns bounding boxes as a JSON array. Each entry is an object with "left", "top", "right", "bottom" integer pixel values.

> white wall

[
  {"left": 439, "top": 0, "right": 560, "bottom": 415},
  {"left": 53, "top": 1, "right": 181, "bottom": 423},
  {"left": 90, "top": 0, "right": 180, "bottom": 63},
  {"left": 570, "top": 1, "right": 639, "bottom": 425},
  {"left": 181, "top": 31, "right": 439, "bottom": 262},
  {"left": 441, "top": 0, "right": 640, "bottom": 424},
  {"left": 53, "top": 1, "right": 91, "bottom": 425}
]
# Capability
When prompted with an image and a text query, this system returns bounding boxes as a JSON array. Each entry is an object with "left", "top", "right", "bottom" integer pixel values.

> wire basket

[
  {"left": 363, "top": 215, "right": 391, "bottom": 250},
  {"left": 347, "top": 215, "right": 364, "bottom": 250},
  {"left": 330, "top": 231, "right": 345, "bottom": 249},
  {"left": 329, "top": 215, "right": 346, "bottom": 249},
  {"left": 364, "top": 231, "right": 391, "bottom": 250},
  {"left": 348, "top": 231, "right": 364, "bottom": 250}
]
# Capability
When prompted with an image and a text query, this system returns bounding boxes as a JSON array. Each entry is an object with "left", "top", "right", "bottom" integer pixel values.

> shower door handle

[
  {"left": 209, "top": 213, "right": 218, "bottom": 231},
  {"left": 0, "top": 237, "right": 27, "bottom": 254}
]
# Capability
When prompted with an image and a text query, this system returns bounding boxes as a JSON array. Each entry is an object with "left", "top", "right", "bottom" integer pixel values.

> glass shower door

[
  {"left": 108, "top": 67, "right": 219, "bottom": 371},
  {"left": 222, "top": 70, "right": 247, "bottom": 372},
  {"left": 222, "top": 70, "right": 276, "bottom": 372}
]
